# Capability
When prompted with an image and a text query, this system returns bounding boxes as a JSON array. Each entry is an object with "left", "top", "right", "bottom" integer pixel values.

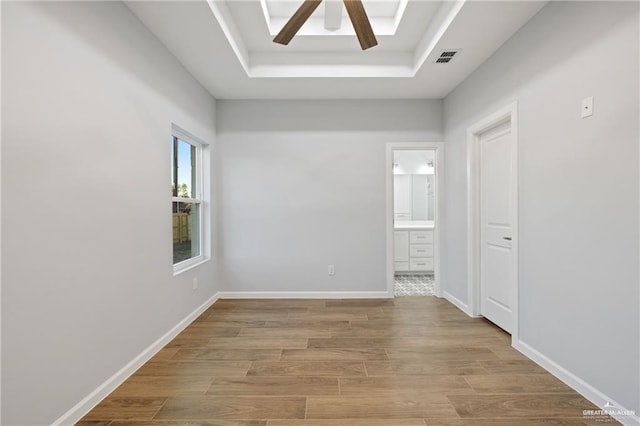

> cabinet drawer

[
  {"left": 394, "top": 261, "right": 409, "bottom": 271},
  {"left": 410, "top": 258, "right": 434, "bottom": 271},
  {"left": 410, "top": 244, "right": 433, "bottom": 257},
  {"left": 410, "top": 230, "right": 433, "bottom": 244}
]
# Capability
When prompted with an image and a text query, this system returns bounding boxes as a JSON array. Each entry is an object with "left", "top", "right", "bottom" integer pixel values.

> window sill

[{"left": 173, "top": 256, "right": 209, "bottom": 276}]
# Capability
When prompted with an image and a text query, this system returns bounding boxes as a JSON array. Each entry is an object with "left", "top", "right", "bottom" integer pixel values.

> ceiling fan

[{"left": 273, "top": 0, "right": 378, "bottom": 50}]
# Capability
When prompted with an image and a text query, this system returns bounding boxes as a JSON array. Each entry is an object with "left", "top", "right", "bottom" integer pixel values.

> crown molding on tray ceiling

[{"left": 207, "top": 0, "right": 465, "bottom": 78}]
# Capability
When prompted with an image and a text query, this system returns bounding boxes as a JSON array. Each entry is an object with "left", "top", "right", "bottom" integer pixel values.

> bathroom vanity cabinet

[{"left": 393, "top": 226, "right": 434, "bottom": 272}]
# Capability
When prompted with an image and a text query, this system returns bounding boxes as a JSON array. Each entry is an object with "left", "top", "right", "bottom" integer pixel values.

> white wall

[
  {"left": 0, "top": 2, "right": 3, "bottom": 421},
  {"left": 444, "top": 1, "right": 639, "bottom": 415},
  {"left": 217, "top": 100, "right": 442, "bottom": 294},
  {"left": 1, "top": 2, "right": 218, "bottom": 424}
]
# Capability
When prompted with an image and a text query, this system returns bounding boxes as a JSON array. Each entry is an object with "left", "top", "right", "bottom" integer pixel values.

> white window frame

[{"left": 171, "top": 124, "right": 209, "bottom": 274}]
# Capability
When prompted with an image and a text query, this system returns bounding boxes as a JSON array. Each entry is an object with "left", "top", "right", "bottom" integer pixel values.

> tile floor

[{"left": 394, "top": 274, "right": 435, "bottom": 296}]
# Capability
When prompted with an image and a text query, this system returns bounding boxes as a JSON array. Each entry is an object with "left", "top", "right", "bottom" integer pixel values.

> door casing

[{"left": 467, "top": 102, "right": 519, "bottom": 342}]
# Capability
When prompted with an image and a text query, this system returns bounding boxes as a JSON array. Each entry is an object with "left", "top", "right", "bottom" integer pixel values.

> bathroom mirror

[{"left": 393, "top": 150, "right": 435, "bottom": 223}]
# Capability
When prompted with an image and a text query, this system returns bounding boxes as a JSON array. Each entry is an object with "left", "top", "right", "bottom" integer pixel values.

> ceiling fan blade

[
  {"left": 273, "top": 0, "right": 323, "bottom": 45},
  {"left": 343, "top": 0, "right": 377, "bottom": 50}
]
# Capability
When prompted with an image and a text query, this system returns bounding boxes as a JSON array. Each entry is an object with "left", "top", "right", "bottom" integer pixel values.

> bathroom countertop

[{"left": 394, "top": 220, "right": 434, "bottom": 230}]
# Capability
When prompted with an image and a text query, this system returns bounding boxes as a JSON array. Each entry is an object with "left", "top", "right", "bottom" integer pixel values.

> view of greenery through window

[{"left": 171, "top": 136, "right": 201, "bottom": 265}]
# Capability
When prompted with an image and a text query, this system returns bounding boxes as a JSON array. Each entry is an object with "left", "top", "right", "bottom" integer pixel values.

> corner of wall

[
  {"left": 514, "top": 339, "right": 640, "bottom": 426},
  {"left": 0, "top": 0, "right": 3, "bottom": 421},
  {"left": 51, "top": 293, "right": 220, "bottom": 426}
]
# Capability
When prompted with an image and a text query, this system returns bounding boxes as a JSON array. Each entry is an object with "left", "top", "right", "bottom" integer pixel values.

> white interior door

[{"left": 479, "top": 120, "right": 516, "bottom": 333}]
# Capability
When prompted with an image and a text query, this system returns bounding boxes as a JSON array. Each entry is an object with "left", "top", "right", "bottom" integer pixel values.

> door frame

[
  {"left": 386, "top": 142, "right": 445, "bottom": 297},
  {"left": 467, "top": 101, "right": 519, "bottom": 340}
]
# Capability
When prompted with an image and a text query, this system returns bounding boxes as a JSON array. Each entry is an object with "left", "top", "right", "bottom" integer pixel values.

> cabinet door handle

[{"left": 503, "top": 237, "right": 512, "bottom": 241}]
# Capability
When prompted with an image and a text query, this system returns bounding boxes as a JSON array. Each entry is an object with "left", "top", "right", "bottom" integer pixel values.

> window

[{"left": 171, "top": 126, "right": 207, "bottom": 272}]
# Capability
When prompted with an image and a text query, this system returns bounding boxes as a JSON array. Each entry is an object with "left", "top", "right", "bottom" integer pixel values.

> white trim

[
  {"left": 514, "top": 340, "right": 640, "bottom": 426},
  {"left": 385, "top": 144, "right": 395, "bottom": 297},
  {"left": 466, "top": 102, "right": 519, "bottom": 339},
  {"left": 171, "top": 123, "right": 207, "bottom": 148},
  {"left": 217, "top": 291, "right": 393, "bottom": 300},
  {"left": 206, "top": 0, "right": 250, "bottom": 74},
  {"left": 443, "top": 291, "right": 481, "bottom": 318},
  {"left": 173, "top": 256, "right": 208, "bottom": 275},
  {"left": 386, "top": 142, "right": 445, "bottom": 298},
  {"left": 52, "top": 293, "right": 220, "bottom": 426},
  {"left": 171, "top": 124, "right": 211, "bottom": 275},
  {"left": 172, "top": 196, "right": 200, "bottom": 204}
]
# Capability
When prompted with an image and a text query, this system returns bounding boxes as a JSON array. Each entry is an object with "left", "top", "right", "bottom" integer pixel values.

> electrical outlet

[
  {"left": 328, "top": 265, "right": 335, "bottom": 276},
  {"left": 581, "top": 96, "right": 593, "bottom": 118},
  {"left": 192, "top": 277, "right": 198, "bottom": 290}
]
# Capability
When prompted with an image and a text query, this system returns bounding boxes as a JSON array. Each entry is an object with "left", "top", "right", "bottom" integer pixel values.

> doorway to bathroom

[{"left": 386, "top": 143, "right": 444, "bottom": 297}]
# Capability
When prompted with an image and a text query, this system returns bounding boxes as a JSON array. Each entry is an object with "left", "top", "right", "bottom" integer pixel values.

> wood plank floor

[{"left": 78, "top": 297, "right": 616, "bottom": 425}]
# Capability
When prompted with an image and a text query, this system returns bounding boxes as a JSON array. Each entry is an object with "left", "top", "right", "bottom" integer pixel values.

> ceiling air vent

[{"left": 435, "top": 50, "right": 460, "bottom": 64}]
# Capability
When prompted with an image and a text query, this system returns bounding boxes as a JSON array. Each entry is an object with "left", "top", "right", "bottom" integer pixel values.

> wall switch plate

[
  {"left": 328, "top": 265, "right": 335, "bottom": 276},
  {"left": 192, "top": 277, "right": 198, "bottom": 290},
  {"left": 581, "top": 96, "right": 593, "bottom": 118}
]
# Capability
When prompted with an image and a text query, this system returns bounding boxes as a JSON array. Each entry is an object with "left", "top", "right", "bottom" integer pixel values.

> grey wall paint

[
  {"left": 1, "top": 3, "right": 219, "bottom": 424},
  {"left": 3, "top": 0, "right": 638, "bottom": 423},
  {"left": 444, "top": 1, "right": 639, "bottom": 412},
  {"left": 217, "top": 100, "right": 442, "bottom": 293}
]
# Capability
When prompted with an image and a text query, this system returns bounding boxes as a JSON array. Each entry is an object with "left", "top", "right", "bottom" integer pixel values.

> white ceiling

[
  {"left": 232, "top": 1, "right": 437, "bottom": 50},
  {"left": 261, "top": 0, "right": 410, "bottom": 37},
  {"left": 126, "top": 0, "right": 547, "bottom": 99}
]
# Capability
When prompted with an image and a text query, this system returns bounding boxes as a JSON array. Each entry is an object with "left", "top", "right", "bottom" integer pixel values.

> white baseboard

[
  {"left": 52, "top": 292, "right": 220, "bottom": 426},
  {"left": 217, "top": 291, "right": 393, "bottom": 299},
  {"left": 514, "top": 339, "right": 639, "bottom": 426},
  {"left": 443, "top": 290, "right": 480, "bottom": 317}
]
